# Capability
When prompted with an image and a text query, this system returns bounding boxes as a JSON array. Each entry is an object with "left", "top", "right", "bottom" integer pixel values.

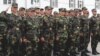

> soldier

[
  {"left": 40, "top": 8, "right": 44, "bottom": 16},
  {"left": 0, "top": 15, "right": 8, "bottom": 56},
  {"left": 54, "top": 8, "right": 68, "bottom": 56},
  {"left": 35, "top": 7, "right": 41, "bottom": 16},
  {"left": 38, "top": 6, "right": 54, "bottom": 56},
  {"left": 66, "top": 10, "right": 80, "bottom": 56},
  {"left": 53, "top": 11, "right": 59, "bottom": 17},
  {"left": 17, "top": 7, "right": 27, "bottom": 56},
  {"left": 79, "top": 7, "right": 90, "bottom": 56},
  {"left": 65, "top": 10, "right": 69, "bottom": 17},
  {"left": 90, "top": 9, "right": 100, "bottom": 55},
  {"left": 18, "top": 7, "right": 25, "bottom": 17},
  {"left": 23, "top": 8, "right": 41, "bottom": 56},
  {"left": 6, "top": 3, "right": 22, "bottom": 56}
]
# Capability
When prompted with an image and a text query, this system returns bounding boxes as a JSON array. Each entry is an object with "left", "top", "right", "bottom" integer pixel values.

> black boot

[
  {"left": 85, "top": 49, "right": 91, "bottom": 53},
  {"left": 92, "top": 51, "right": 100, "bottom": 55},
  {"left": 81, "top": 52, "right": 89, "bottom": 56}
]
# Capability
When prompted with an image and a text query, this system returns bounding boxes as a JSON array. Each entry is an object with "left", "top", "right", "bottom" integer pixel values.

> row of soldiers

[{"left": 0, "top": 3, "right": 100, "bottom": 56}]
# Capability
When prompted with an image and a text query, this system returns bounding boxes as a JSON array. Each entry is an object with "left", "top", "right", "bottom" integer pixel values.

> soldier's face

[
  {"left": 79, "top": 11, "right": 82, "bottom": 15},
  {"left": 35, "top": 9, "right": 40, "bottom": 14},
  {"left": 66, "top": 12, "right": 69, "bottom": 16},
  {"left": 40, "top": 10, "right": 44, "bottom": 15},
  {"left": 27, "top": 11, "right": 34, "bottom": 17},
  {"left": 45, "top": 9, "right": 52, "bottom": 15},
  {"left": 54, "top": 13, "right": 58, "bottom": 16},
  {"left": 19, "top": 10, "right": 25, "bottom": 16},
  {"left": 82, "top": 10, "right": 87, "bottom": 14},
  {"left": 92, "top": 10, "right": 97, "bottom": 15},
  {"left": 84, "top": 11, "right": 89, "bottom": 17},
  {"left": 59, "top": 12, "right": 65, "bottom": 16},
  {"left": 70, "top": 12, "right": 75, "bottom": 16},
  {"left": 11, "top": 7, "right": 18, "bottom": 13}
]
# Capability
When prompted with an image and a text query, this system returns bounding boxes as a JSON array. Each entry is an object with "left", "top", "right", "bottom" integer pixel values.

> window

[
  {"left": 3, "top": 0, "right": 16, "bottom": 4},
  {"left": 3, "top": 0, "right": 7, "bottom": 4},
  {"left": 13, "top": 0, "right": 16, "bottom": 3},
  {"left": 31, "top": 0, "right": 40, "bottom": 4},
  {"left": 69, "top": 0, "right": 75, "bottom": 8},
  {"left": 95, "top": 0, "right": 100, "bottom": 9},
  {"left": 78, "top": 1, "right": 83, "bottom": 8},
  {"left": 31, "top": 0, "right": 34, "bottom": 4},
  {"left": 50, "top": 0, "right": 58, "bottom": 8},
  {"left": 8, "top": 0, "right": 11, "bottom": 4}
]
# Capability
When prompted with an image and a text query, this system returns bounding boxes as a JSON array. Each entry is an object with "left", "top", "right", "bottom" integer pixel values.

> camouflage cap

[
  {"left": 54, "top": 11, "right": 58, "bottom": 14},
  {"left": 34, "top": 7, "right": 40, "bottom": 10},
  {"left": 45, "top": 6, "right": 53, "bottom": 10},
  {"left": 82, "top": 7, "right": 87, "bottom": 10},
  {"left": 12, "top": 3, "right": 18, "bottom": 7},
  {"left": 69, "top": 9, "right": 74, "bottom": 13},
  {"left": 78, "top": 9, "right": 82, "bottom": 12},
  {"left": 59, "top": 8, "right": 66, "bottom": 12},
  {"left": 74, "top": 9, "right": 79, "bottom": 12},
  {"left": 27, "top": 8, "right": 35, "bottom": 12},
  {"left": 40, "top": 8, "right": 44, "bottom": 11}
]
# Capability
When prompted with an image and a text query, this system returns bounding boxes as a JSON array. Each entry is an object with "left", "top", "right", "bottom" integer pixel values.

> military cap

[
  {"left": 78, "top": 9, "right": 82, "bottom": 12},
  {"left": 45, "top": 6, "right": 53, "bottom": 10},
  {"left": 40, "top": 8, "right": 44, "bottom": 11},
  {"left": 54, "top": 11, "right": 58, "bottom": 14},
  {"left": 27, "top": 8, "right": 35, "bottom": 12},
  {"left": 59, "top": 8, "right": 66, "bottom": 12},
  {"left": 82, "top": 7, "right": 87, "bottom": 10},
  {"left": 69, "top": 9, "right": 74, "bottom": 13},
  {"left": 34, "top": 7, "right": 40, "bottom": 10},
  {"left": 74, "top": 9, "right": 79, "bottom": 12},
  {"left": 12, "top": 3, "right": 18, "bottom": 7}
]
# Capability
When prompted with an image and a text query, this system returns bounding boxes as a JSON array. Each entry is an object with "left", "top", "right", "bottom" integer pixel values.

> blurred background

[{"left": 0, "top": 0, "right": 100, "bottom": 14}]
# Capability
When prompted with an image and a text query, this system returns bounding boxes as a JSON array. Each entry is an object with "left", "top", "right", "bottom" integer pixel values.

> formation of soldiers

[{"left": 0, "top": 3, "right": 100, "bottom": 56}]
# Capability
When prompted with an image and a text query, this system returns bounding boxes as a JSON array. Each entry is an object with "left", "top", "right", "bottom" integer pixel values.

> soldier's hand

[
  {"left": 40, "top": 37, "right": 45, "bottom": 42},
  {"left": 80, "top": 33, "right": 83, "bottom": 36},
  {"left": 49, "top": 27, "right": 52, "bottom": 31},
  {"left": 23, "top": 38, "right": 29, "bottom": 43}
]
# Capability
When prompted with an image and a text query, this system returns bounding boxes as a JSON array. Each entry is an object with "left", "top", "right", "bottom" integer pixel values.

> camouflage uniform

[
  {"left": 79, "top": 15, "right": 90, "bottom": 56},
  {"left": 7, "top": 13, "right": 22, "bottom": 56},
  {"left": 67, "top": 15, "right": 80, "bottom": 56},
  {"left": 0, "top": 16, "right": 8, "bottom": 56},
  {"left": 23, "top": 15, "right": 41, "bottom": 56},
  {"left": 90, "top": 15, "right": 100, "bottom": 54},
  {"left": 54, "top": 16, "right": 68, "bottom": 56},
  {"left": 39, "top": 15, "right": 54, "bottom": 56}
]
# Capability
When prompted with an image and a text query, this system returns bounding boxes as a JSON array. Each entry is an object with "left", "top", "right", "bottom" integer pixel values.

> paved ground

[
  {"left": 77, "top": 41, "right": 100, "bottom": 56},
  {"left": 87, "top": 42, "right": 100, "bottom": 56}
]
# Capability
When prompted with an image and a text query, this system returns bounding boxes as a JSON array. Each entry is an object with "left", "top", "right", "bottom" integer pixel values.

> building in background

[
  {"left": 77, "top": 0, "right": 84, "bottom": 9},
  {"left": 95, "top": 0, "right": 100, "bottom": 9},
  {"left": 69, "top": 0, "right": 75, "bottom": 9},
  {"left": 50, "top": 0, "right": 58, "bottom": 8},
  {"left": 0, "top": 0, "right": 97, "bottom": 13}
]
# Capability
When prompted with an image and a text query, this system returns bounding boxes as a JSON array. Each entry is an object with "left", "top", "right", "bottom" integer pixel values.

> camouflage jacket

[
  {"left": 89, "top": 15, "right": 98, "bottom": 32},
  {"left": 41, "top": 15, "right": 55, "bottom": 39},
  {"left": 55, "top": 16, "right": 69, "bottom": 43},
  {"left": 79, "top": 15, "right": 89, "bottom": 33}
]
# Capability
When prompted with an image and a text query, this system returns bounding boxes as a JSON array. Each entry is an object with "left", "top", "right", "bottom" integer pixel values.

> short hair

[{"left": 19, "top": 7, "right": 25, "bottom": 11}]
